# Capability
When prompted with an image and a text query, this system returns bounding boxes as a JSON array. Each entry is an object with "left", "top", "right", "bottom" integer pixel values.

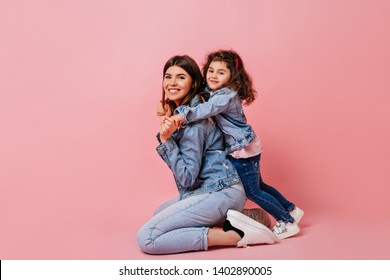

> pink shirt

[{"left": 230, "top": 136, "right": 263, "bottom": 159}]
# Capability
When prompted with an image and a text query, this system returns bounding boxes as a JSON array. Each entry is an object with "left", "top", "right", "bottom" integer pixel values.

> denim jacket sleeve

[
  {"left": 156, "top": 123, "right": 205, "bottom": 191},
  {"left": 175, "top": 87, "right": 237, "bottom": 123}
]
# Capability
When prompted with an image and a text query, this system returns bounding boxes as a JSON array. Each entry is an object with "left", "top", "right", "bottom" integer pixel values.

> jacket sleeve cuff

[
  {"left": 156, "top": 137, "right": 176, "bottom": 156},
  {"left": 174, "top": 106, "right": 190, "bottom": 123}
]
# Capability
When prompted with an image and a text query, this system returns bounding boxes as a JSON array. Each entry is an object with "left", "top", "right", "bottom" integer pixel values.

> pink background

[{"left": 1, "top": 0, "right": 390, "bottom": 259}]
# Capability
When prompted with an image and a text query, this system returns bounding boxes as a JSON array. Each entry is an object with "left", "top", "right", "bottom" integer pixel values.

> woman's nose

[{"left": 169, "top": 78, "right": 177, "bottom": 85}]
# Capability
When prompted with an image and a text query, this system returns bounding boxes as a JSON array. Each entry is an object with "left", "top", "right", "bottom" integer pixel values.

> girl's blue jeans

[
  {"left": 228, "top": 154, "right": 295, "bottom": 223},
  {"left": 136, "top": 183, "right": 246, "bottom": 255}
]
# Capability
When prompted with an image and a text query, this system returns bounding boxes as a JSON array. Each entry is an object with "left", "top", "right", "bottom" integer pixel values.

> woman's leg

[
  {"left": 152, "top": 195, "right": 180, "bottom": 216},
  {"left": 207, "top": 228, "right": 241, "bottom": 246},
  {"left": 136, "top": 184, "right": 246, "bottom": 255}
]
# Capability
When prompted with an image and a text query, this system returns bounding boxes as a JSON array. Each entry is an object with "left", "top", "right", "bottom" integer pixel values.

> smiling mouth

[{"left": 168, "top": 89, "right": 179, "bottom": 93}]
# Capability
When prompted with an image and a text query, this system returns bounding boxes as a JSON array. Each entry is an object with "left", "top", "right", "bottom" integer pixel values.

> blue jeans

[
  {"left": 228, "top": 154, "right": 295, "bottom": 223},
  {"left": 136, "top": 183, "right": 246, "bottom": 255}
]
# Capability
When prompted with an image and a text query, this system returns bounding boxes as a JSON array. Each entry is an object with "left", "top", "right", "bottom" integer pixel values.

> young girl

[{"left": 170, "top": 50, "right": 304, "bottom": 239}]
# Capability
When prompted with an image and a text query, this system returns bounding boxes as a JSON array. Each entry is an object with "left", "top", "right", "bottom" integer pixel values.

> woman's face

[{"left": 163, "top": 66, "right": 193, "bottom": 106}]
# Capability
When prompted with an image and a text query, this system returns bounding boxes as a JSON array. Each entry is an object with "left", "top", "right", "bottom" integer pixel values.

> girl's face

[
  {"left": 206, "top": 61, "right": 231, "bottom": 91},
  {"left": 163, "top": 66, "right": 193, "bottom": 106}
]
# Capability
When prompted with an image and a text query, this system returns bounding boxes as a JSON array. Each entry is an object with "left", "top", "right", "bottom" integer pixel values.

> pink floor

[
  {"left": 131, "top": 210, "right": 390, "bottom": 260},
  {"left": 2, "top": 203, "right": 389, "bottom": 260}
]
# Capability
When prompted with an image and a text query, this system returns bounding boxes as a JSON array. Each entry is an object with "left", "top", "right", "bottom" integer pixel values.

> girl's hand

[{"left": 171, "top": 114, "right": 184, "bottom": 123}]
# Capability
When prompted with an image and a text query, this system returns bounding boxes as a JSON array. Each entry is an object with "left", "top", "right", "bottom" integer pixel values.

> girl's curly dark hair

[{"left": 202, "top": 50, "right": 257, "bottom": 105}]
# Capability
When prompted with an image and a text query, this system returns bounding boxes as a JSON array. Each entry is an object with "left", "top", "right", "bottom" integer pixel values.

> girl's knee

[{"left": 246, "top": 190, "right": 263, "bottom": 201}]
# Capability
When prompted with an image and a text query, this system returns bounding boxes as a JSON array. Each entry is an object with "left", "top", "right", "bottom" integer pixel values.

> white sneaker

[
  {"left": 226, "top": 209, "right": 278, "bottom": 247},
  {"left": 289, "top": 207, "right": 304, "bottom": 223},
  {"left": 272, "top": 221, "right": 300, "bottom": 239}
]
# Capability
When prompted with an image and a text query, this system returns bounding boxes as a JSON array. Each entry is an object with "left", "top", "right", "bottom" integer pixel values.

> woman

[{"left": 136, "top": 55, "right": 277, "bottom": 255}]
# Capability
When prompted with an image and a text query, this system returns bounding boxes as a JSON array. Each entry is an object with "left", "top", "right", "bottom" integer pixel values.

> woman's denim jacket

[
  {"left": 175, "top": 87, "right": 256, "bottom": 153},
  {"left": 156, "top": 95, "right": 241, "bottom": 200}
]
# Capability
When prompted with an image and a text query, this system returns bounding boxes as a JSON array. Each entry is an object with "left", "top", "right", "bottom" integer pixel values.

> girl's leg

[
  {"left": 229, "top": 155, "right": 294, "bottom": 223},
  {"left": 260, "top": 182, "right": 295, "bottom": 212},
  {"left": 258, "top": 154, "right": 295, "bottom": 212},
  {"left": 136, "top": 184, "right": 246, "bottom": 255}
]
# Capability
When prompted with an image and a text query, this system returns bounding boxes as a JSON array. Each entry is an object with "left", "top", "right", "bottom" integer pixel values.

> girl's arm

[{"left": 175, "top": 87, "right": 236, "bottom": 123}]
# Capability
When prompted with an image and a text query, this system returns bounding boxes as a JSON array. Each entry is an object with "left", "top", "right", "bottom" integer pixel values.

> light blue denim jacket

[
  {"left": 156, "top": 95, "right": 241, "bottom": 200},
  {"left": 175, "top": 87, "right": 256, "bottom": 153}
]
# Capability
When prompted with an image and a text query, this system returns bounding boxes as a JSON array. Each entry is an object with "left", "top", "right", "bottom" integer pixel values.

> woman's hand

[
  {"left": 159, "top": 117, "right": 182, "bottom": 142},
  {"left": 161, "top": 115, "right": 184, "bottom": 136}
]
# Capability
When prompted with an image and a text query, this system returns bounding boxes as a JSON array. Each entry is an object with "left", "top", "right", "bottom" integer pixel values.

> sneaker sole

[{"left": 227, "top": 210, "right": 278, "bottom": 246}]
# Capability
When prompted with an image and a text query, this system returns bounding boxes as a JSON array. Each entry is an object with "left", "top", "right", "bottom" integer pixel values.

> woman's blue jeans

[
  {"left": 228, "top": 154, "right": 295, "bottom": 223},
  {"left": 136, "top": 183, "right": 246, "bottom": 255}
]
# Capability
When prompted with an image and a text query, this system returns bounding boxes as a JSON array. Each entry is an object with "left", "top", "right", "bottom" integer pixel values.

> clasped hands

[{"left": 157, "top": 100, "right": 184, "bottom": 141}]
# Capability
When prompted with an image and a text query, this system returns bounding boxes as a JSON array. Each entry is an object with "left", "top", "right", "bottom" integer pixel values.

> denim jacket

[
  {"left": 175, "top": 87, "right": 256, "bottom": 153},
  {"left": 156, "top": 95, "right": 241, "bottom": 200}
]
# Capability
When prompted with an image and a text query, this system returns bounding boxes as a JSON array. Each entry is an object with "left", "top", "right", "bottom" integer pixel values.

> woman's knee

[{"left": 136, "top": 226, "right": 156, "bottom": 254}]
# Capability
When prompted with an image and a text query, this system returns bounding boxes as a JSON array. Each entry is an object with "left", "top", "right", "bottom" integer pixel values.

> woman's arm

[{"left": 156, "top": 121, "right": 206, "bottom": 190}]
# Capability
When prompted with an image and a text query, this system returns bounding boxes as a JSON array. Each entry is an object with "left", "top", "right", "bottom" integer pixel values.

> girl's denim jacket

[
  {"left": 156, "top": 95, "right": 241, "bottom": 200},
  {"left": 175, "top": 87, "right": 256, "bottom": 153}
]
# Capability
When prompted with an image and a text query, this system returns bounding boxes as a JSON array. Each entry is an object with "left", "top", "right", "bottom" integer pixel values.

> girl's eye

[{"left": 164, "top": 75, "right": 171, "bottom": 79}]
